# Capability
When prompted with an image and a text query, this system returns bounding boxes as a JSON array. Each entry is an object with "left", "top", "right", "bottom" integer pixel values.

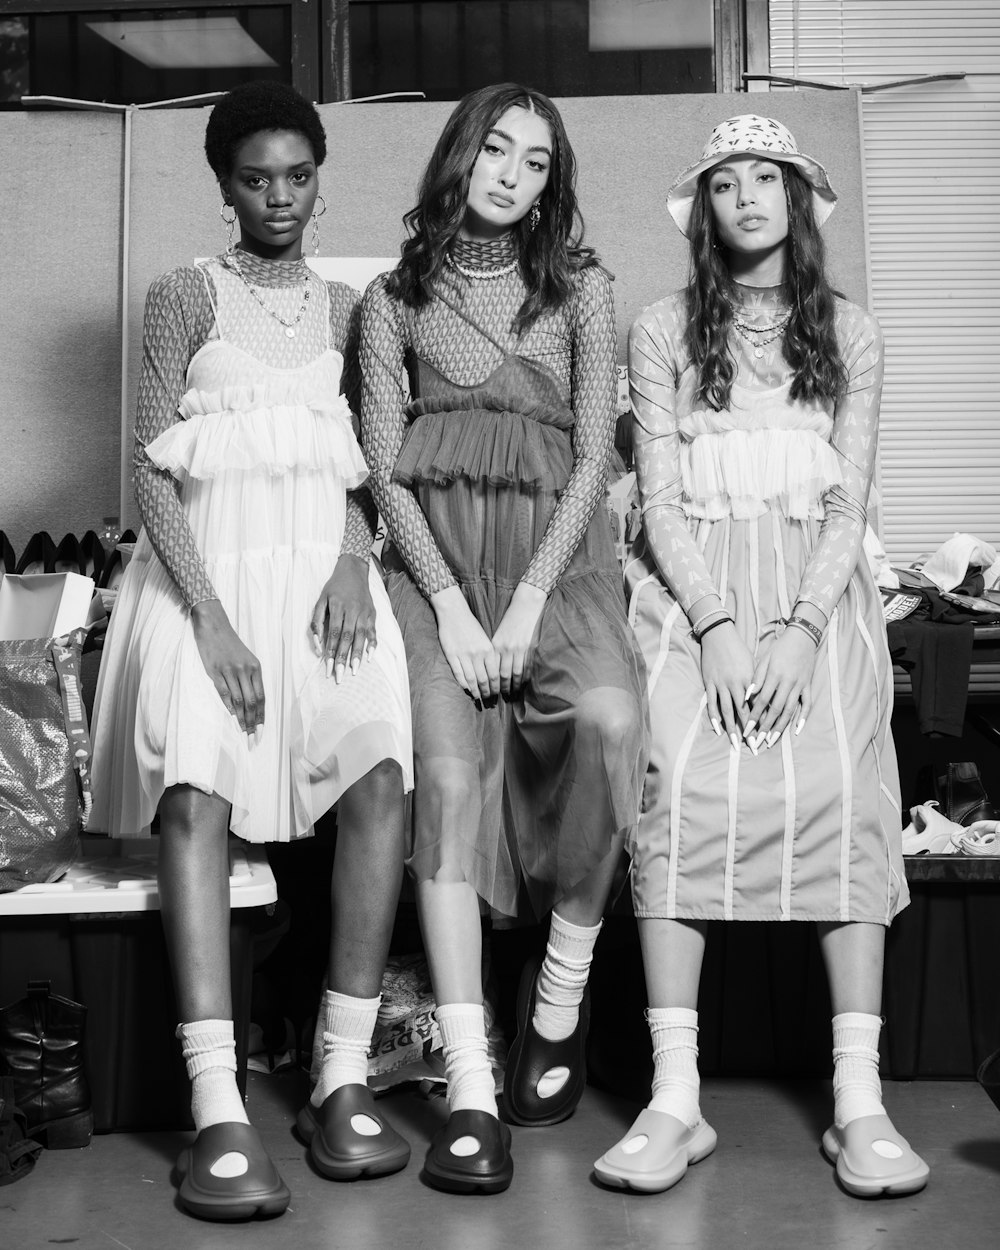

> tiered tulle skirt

[{"left": 89, "top": 395, "right": 412, "bottom": 843}]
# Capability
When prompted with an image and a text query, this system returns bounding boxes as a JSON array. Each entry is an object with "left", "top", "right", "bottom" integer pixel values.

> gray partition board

[
  {"left": 0, "top": 110, "right": 123, "bottom": 553},
  {"left": 0, "top": 92, "right": 866, "bottom": 544}
]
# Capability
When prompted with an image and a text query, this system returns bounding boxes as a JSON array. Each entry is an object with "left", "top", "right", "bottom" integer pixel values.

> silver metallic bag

[{"left": 0, "top": 628, "right": 91, "bottom": 892}]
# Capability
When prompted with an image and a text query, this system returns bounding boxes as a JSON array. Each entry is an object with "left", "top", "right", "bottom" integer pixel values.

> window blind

[{"left": 769, "top": 0, "right": 1000, "bottom": 564}]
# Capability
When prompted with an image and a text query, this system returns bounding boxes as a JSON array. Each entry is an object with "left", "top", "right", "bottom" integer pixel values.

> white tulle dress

[{"left": 89, "top": 257, "right": 412, "bottom": 843}]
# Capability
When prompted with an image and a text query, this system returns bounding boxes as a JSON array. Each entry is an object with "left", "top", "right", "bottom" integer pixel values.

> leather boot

[
  {"left": 0, "top": 981, "right": 93, "bottom": 1148},
  {"left": 938, "top": 762, "right": 997, "bottom": 826}
]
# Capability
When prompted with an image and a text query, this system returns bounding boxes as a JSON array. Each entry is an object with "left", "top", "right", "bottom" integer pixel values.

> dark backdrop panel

[{"left": 0, "top": 111, "right": 122, "bottom": 557}]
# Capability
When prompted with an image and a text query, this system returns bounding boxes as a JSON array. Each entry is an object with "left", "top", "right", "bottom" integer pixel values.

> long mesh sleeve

[
  {"left": 329, "top": 283, "right": 377, "bottom": 561},
  {"left": 132, "top": 269, "right": 219, "bottom": 610},
  {"left": 522, "top": 266, "right": 617, "bottom": 593},
  {"left": 795, "top": 309, "right": 885, "bottom": 619},
  {"left": 359, "top": 276, "right": 458, "bottom": 597},
  {"left": 629, "top": 299, "right": 721, "bottom": 614}
]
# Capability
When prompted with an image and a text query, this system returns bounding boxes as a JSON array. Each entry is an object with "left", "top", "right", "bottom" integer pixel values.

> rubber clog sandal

[
  {"left": 296, "top": 1083, "right": 410, "bottom": 1180},
  {"left": 821, "top": 1116, "right": 929, "bottom": 1197},
  {"left": 175, "top": 1122, "right": 290, "bottom": 1221},
  {"left": 593, "top": 1110, "right": 717, "bottom": 1194},
  {"left": 422, "top": 1110, "right": 513, "bottom": 1195},
  {"left": 503, "top": 954, "right": 589, "bottom": 1127}
]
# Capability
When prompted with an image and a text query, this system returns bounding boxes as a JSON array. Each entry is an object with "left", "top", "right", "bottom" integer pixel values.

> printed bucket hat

[{"left": 667, "top": 114, "right": 837, "bottom": 236}]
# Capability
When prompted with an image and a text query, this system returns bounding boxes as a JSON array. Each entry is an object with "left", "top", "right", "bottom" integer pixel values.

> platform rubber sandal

[
  {"left": 422, "top": 1109, "right": 513, "bottom": 1195},
  {"left": 821, "top": 1115, "right": 929, "bottom": 1197},
  {"left": 296, "top": 1083, "right": 410, "bottom": 1180},
  {"left": 175, "top": 1122, "right": 290, "bottom": 1221},
  {"left": 503, "top": 954, "right": 590, "bottom": 1127},
  {"left": 594, "top": 1109, "right": 717, "bottom": 1193}
]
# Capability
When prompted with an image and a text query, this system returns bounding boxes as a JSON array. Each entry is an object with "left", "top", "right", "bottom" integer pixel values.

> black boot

[{"left": 0, "top": 981, "right": 93, "bottom": 1148}]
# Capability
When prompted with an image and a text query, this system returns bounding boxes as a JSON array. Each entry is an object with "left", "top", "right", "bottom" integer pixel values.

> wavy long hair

[
  {"left": 684, "top": 163, "right": 847, "bottom": 410},
  {"left": 386, "top": 82, "right": 600, "bottom": 333}
]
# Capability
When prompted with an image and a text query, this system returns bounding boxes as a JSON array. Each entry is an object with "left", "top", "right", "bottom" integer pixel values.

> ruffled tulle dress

[
  {"left": 625, "top": 287, "right": 906, "bottom": 923},
  {"left": 89, "top": 258, "right": 412, "bottom": 842},
  {"left": 361, "top": 258, "right": 648, "bottom": 919}
]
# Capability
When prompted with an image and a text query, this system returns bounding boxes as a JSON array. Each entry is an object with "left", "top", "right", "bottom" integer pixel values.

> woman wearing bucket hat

[{"left": 593, "top": 115, "right": 927, "bottom": 1198}]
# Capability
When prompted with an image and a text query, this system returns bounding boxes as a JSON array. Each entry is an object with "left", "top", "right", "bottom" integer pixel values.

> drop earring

[
  {"left": 529, "top": 203, "right": 541, "bottom": 232},
  {"left": 220, "top": 203, "right": 237, "bottom": 253},
  {"left": 311, "top": 193, "right": 327, "bottom": 257}
]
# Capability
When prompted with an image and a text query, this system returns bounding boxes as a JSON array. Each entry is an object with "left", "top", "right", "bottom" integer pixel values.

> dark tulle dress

[{"left": 372, "top": 287, "right": 648, "bottom": 919}]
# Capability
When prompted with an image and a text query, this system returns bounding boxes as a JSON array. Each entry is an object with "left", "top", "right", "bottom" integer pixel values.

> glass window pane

[
  {"left": 1, "top": 7, "right": 292, "bottom": 106},
  {"left": 349, "top": 0, "right": 714, "bottom": 101}
]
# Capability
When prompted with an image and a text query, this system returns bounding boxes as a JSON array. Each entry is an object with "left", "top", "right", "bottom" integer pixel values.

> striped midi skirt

[{"left": 624, "top": 511, "right": 907, "bottom": 924}]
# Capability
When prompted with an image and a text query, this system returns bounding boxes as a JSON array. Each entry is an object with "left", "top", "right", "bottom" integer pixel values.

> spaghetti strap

[{"left": 197, "top": 261, "right": 221, "bottom": 336}]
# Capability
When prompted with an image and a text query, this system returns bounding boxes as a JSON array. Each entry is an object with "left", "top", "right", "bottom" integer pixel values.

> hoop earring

[
  {"left": 528, "top": 203, "right": 541, "bottom": 232},
  {"left": 311, "top": 193, "right": 327, "bottom": 257},
  {"left": 219, "top": 203, "right": 238, "bottom": 253}
]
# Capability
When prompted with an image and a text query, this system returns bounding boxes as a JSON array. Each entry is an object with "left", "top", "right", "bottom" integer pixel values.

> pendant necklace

[
  {"left": 228, "top": 253, "right": 312, "bottom": 338},
  {"left": 728, "top": 303, "right": 791, "bottom": 359}
]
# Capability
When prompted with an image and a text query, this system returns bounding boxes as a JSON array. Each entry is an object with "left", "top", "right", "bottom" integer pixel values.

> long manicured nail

[
  {"left": 795, "top": 717, "right": 806, "bottom": 735},
  {"left": 335, "top": 662, "right": 345, "bottom": 685},
  {"left": 255, "top": 724, "right": 264, "bottom": 744},
  {"left": 748, "top": 737, "right": 759, "bottom": 756},
  {"left": 710, "top": 717, "right": 721, "bottom": 736},
  {"left": 744, "top": 720, "right": 757, "bottom": 739},
  {"left": 730, "top": 732, "right": 740, "bottom": 752},
  {"left": 766, "top": 730, "right": 779, "bottom": 748},
  {"left": 745, "top": 683, "right": 757, "bottom": 702},
  {"left": 325, "top": 656, "right": 332, "bottom": 679},
  {"left": 351, "top": 655, "right": 361, "bottom": 675}
]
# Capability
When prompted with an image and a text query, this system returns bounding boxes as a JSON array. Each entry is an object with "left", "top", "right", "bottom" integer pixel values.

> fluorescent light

[
  {"left": 589, "top": 0, "right": 712, "bottom": 52},
  {"left": 86, "top": 16, "right": 278, "bottom": 70}
]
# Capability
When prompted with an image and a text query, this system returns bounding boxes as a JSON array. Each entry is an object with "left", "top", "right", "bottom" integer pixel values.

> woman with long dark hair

[
  {"left": 360, "top": 83, "right": 647, "bottom": 1193},
  {"left": 89, "top": 81, "right": 413, "bottom": 1220},
  {"left": 594, "top": 115, "right": 927, "bottom": 1197}
]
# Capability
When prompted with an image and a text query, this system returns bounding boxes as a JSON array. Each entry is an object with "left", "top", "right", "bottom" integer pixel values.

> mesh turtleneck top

[
  {"left": 629, "top": 283, "right": 884, "bottom": 620},
  {"left": 133, "top": 248, "right": 376, "bottom": 610},
  {"left": 359, "top": 234, "right": 618, "bottom": 598}
]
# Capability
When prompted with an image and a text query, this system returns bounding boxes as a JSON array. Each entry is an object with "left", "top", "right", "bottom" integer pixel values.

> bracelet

[
  {"left": 786, "top": 615, "right": 823, "bottom": 647},
  {"left": 691, "top": 607, "right": 728, "bottom": 635},
  {"left": 694, "top": 614, "right": 733, "bottom": 642}
]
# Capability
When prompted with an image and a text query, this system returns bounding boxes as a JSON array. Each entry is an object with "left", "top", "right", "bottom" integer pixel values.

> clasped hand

[
  {"left": 431, "top": 582, "right": 546, "bottom": 702},
  {"left": 700, "top": 624, "right": 816, "bottom": 750}
]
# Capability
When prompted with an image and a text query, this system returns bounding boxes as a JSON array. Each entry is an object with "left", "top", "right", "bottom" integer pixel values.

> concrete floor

[{"left": 4, "top": 1074, "right": 999, "bottom": 1250}]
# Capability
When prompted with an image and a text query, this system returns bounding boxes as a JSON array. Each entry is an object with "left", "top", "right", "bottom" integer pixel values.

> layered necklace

[
  {"left": 727, "top": 297, "right": 792, "bottom": 360},
  {"left": 226, "top": 251, "right": 312, "bottom": 338},
  {"left": 445, "top": 252, "right": 518, "bottom": 281}
]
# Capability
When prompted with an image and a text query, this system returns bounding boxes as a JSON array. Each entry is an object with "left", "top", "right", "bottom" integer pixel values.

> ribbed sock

[
  {"left": 832, "top": 1012, "right": 885, "bottom": 1129},
  {"left": 436, "top": 1003, "right": 497, "bottom": 1117},
  {"left": 310, "top": 990, "right": 380, "bottom": 1109},
  {"left": 177, "top": 1019, "right": 249, "bottom": 1132},
  {"left": 647, "top": 1007, "right": 702, "bottom": 1130},
  {"left": 532, "top": 912, "right": 602, "bottom": 1042}
]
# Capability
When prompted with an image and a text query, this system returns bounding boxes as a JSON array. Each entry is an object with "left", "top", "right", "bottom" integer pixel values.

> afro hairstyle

[{"left": 204, "top": 80, "right": 327, "bottom": 179}]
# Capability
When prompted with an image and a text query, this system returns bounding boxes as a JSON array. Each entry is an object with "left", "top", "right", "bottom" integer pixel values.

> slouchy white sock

[
  {"left": 647, "top": 1007, "right": 702, "bottom": 1130},
  {"left": 832, "top": 1012, "right": 885, "bottom": 1129},
  {"left": 532, "top": 912, "right": 602, "bottom": 1042},
  {"left": 436, "top": 1003, "right": 497, "bottom": 1117},
  {"left": 177, "top": 1019, "right": 249, "bottom": 1131},
  {"left": 310, "top": 990, "right": 380, "bottom": 1109}
]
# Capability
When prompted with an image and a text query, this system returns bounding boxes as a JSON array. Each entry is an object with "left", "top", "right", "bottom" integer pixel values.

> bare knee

[
  {"left": 417, "top": 759, "right": 479, "bottom": 831},
  {"left": 575, "top": 688, "right": 641, "bottom": 751}
]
